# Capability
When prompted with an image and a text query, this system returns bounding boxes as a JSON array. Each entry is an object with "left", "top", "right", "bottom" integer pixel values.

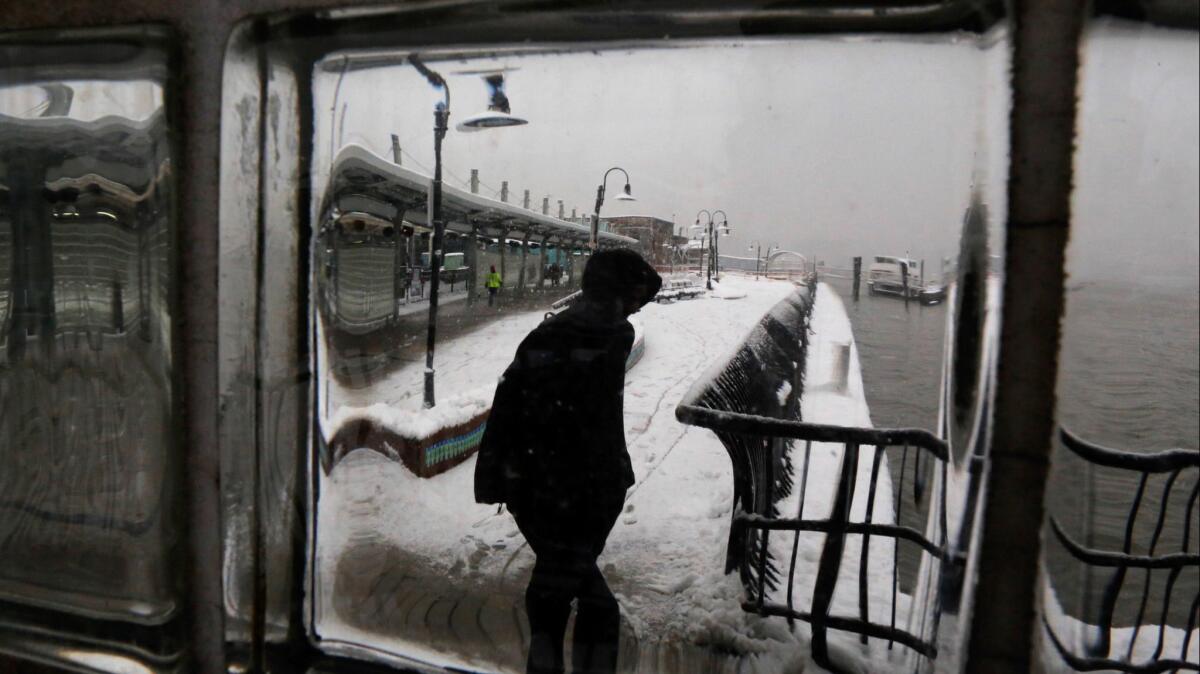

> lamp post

[
  {"left": 590, "top": 167, "right": 635, "bottom": 250},
  {"left": 690, "top": 210, "right": 711, "bottom": 289},
  {"left": 749, "top": 241, "right": 761, "bottom": 278},
  {"left": 762, "top": 243, "right": 779, "bottom": 277},
  {"left": 409, "top": 54, "right": 527, "bottom": 408},
  {"left": 713, "top": 210, "right": 730, "bottom": 282},
  {"left": 691, "top": 210, "right": 731, "bottom": 289}
]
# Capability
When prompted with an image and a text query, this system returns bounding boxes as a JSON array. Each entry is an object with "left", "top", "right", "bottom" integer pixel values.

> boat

[
  {"left": 866, "top": 255, "right": 945, "bottom": 304},
  {"left": 919, "top": 283, "right": 946, "bottom": 305},
  {"left": 866, "top": 255, "right": 921, "bottom": 298}
]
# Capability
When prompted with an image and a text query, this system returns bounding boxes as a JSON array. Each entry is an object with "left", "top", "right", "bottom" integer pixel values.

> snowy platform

[{"left": 313, "top": 277, "right": 889, "bottom": 673}]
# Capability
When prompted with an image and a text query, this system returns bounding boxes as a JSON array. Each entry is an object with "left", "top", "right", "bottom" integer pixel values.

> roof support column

[
  {"left": 517, "top": 232, "right": 530, "bottom": 291},
  {"left": 536, "top": 235, "right": 549, "bottom": 289},
  {"left": 566, "top": 242, "right": 579, "bottom": 287},
  {"left": 498, "top": 228, "right": 509, "bottom": 295},
  {"left": 391, "top": 207, "right": 407, "bottom": 322},
  {"left": 466, "top": 222, "right": 479, "bottom": 306}
]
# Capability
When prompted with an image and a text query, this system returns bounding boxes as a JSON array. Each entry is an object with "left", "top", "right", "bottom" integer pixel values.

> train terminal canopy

[{"left": 321, "top": 143, "right": 638, "bottom": 248}]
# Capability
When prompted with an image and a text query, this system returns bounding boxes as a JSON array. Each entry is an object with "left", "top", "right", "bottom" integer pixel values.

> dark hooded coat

[{"left": 474, "top": 250, "right": 662, "bottom": 512}]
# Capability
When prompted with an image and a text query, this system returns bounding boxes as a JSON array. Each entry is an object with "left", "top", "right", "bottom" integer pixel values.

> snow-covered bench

[{"left": 654, "top": 279, "right": 705, "bottom": 303}]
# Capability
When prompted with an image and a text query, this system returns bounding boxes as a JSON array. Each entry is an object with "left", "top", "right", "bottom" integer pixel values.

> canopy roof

[{"left": 323, "top": 144, "right": 636, "bottom": 247}]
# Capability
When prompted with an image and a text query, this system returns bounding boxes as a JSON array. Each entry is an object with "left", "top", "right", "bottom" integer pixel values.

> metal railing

[
  {"left": 1043, "top": 427, "right": 1200, "bottom": 673},
  {"left": 677, "top": 405, "right": 952, "bottom": 672},
  {"left": 674, "top": 277, "right": 956, "bottom": 673}
]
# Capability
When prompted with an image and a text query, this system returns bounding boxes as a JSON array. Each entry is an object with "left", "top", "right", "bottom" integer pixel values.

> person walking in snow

[
  {"left": 475, "top": 249, "right": 662, "bottom": 674},
  {"left": 486, "top": 265, "right": 503, "bottom": 307}
]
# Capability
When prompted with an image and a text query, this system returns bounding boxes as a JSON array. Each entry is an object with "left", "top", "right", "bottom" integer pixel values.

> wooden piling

[{"left": 852, "top": 256, "right": 862, "bottom": 301}]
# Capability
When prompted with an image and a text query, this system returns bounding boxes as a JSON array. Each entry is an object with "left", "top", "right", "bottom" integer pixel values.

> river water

[{"left": 821, "top": 275, "right": 1200, "bottom": 627}]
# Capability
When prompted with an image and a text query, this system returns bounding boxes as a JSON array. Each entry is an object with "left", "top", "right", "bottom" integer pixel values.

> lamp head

[
  {"left": 456, "top": 111, "right": 528, "bottom": 131},
  {"left": 456, "top": 72, "right": 529, "bottom": 132},
  {"left": 614, "top": 184, "right": 635, "bottom": 202}
]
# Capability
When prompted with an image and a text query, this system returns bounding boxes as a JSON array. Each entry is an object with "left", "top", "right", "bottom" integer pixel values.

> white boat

[
  {"left": 866, "top": 255, "right": 945, "bottom": 304},
  {"left": 866, "top": 255, "right": 921, "bottom": 298}
]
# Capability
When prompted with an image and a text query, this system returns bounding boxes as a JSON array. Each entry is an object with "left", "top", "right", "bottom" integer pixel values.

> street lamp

[
  {"left": 409, "top": 53, "right": 528, "bottom": 408},
  {"left": 762, "top": 243, "right": 780, "bottom": 277},
  {"left": 692, "top": 209, "right": 714, "bottom": 289},
  {"left": 713, "top": 210, "right": 731, "bottom": 282},
  {"left": 590, "top": 167, "right": 635, "bottom": 249},
  {"left": 749, "top": 241, "right": 778, "bottom": 279}
]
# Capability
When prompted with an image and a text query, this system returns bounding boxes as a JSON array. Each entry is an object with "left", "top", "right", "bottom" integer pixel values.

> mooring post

[
  {"left": 852, "top": 256, "right": 862, "bottom": 301},
  {"left": 902, "top": 262, "right": 910, "bottom": 307}
]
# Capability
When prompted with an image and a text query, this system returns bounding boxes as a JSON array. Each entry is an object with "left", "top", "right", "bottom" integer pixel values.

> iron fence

[
  {"left": 676, "top": 404, "right": 952, "bottom": 673},
  {"left": 1043, "top": 427, "right": 1200, "bottom": 674},
  {"left": 674, "top": 276, "right": 956, "bottom": 673}
]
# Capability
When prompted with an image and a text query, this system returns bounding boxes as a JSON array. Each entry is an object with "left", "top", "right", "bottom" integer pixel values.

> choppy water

[{"left": 823, "top": 276, "right": 1200, "bottom": 627}]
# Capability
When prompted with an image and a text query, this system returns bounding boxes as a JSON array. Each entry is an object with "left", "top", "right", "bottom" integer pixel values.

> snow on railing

[
  {"left": 677, "top": 407, "right": 952, "bottom": 672},
  {"left": 1043, "top": 427, "right": 1200, "bottom": 674},
  {"left": 675, "top": 275, "right": 955, "bottom": 674},
  {"left": 675, "top": 282, "right": 815, "bottom": 597}
]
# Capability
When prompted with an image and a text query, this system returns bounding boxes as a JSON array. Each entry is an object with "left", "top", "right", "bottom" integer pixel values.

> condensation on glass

[
  {"left": 0, "top": 29, "right": 180, "bottom": 669},
  {"left": 1040, "top": 14, "right": 1200, "bottom": 674}
]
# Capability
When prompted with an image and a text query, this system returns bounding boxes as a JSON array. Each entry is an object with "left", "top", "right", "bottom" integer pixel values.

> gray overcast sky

[{"left": 316, "top": 19, "right": 1197, "bottom": 286}]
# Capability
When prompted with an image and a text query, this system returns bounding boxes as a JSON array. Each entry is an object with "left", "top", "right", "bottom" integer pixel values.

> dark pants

[
  {"left": 511, "top": 497, "right": 623, "bottom": 674},
  {"left": 488, "top": 287, "right": 498, "bottom": 306}
]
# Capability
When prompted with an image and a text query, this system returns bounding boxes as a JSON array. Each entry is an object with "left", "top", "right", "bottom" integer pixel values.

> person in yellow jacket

[{"left": 486, "top": 265, "right": 502, "bottom": 306}]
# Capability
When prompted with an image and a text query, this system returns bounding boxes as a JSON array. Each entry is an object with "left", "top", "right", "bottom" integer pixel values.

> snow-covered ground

[{"left": 313, "top": 277, "right": 903, "bottom": 674}]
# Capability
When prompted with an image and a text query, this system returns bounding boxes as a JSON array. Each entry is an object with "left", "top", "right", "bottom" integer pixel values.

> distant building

[{"left": 600, "top": 215, "right": 677, "bottom": 266}]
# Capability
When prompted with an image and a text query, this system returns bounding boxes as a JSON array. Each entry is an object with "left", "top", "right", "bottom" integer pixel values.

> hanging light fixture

[{"left": 456, "top": 73, "right": 529, "bottom": 132}]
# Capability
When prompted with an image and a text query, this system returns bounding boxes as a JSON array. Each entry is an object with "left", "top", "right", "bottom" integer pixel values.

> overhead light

[
  {"left": 456, "top": 73, "right": 529, "bottom": 132},
  {"left": 457, "top": 110, "right": 528, "bottom": 131},
  {"left": 614, "top": 184, "right": 635, "bottom": 202}
]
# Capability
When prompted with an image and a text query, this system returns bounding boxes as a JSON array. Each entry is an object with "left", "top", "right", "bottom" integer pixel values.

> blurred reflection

[
  {"left": 1041, "top": 15, "right": 1200, "bottom": 674},
  {"left": 0, "top": 65, "right": 177, "bottom": 632}
]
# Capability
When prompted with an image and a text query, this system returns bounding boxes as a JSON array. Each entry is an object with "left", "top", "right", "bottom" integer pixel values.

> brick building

[{"left": 600, "top": 215, "right": 679, "bottom": 267}]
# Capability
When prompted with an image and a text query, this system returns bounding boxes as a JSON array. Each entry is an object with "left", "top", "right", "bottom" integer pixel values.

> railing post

[
  {"left": 811, "top": 441, "right": 859, "bottom": 669},
  {"left": 859, "top": 446, "right": 885, "bottom": 645}
]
